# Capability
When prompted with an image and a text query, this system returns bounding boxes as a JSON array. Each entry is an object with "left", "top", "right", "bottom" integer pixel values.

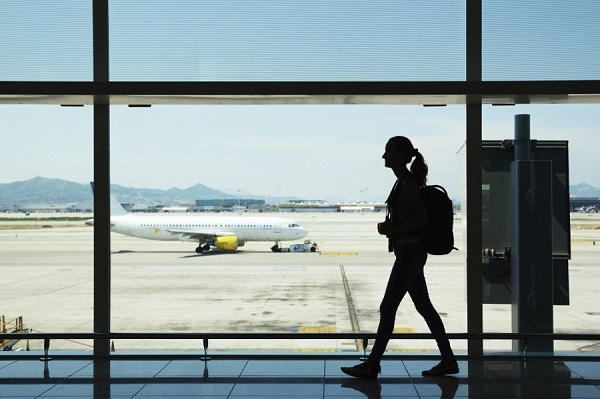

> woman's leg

[
  {"left": 368, "top": 246, "right": 426, "bottom": 365},
  {"left": 408, "top": 272, "right": 454, "bottom": 361}
]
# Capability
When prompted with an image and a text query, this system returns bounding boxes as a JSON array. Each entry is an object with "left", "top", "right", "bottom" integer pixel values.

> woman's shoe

[
  {"left": 341, "top": 361, "right": 381, "bottom": 380},
  {"left": 422, "top": 359, "right": 459, "bottom": 376}
]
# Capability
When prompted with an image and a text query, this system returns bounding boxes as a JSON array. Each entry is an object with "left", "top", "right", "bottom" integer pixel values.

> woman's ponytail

[{"left": 410, "top": 151, "right": 428, "bottom": 187}]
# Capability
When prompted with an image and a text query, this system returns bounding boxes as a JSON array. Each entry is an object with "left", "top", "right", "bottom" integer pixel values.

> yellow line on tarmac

[
  {"left": 321, "top": 251, "right": 358, "bottom": 256},
  {"left": 340, "top": 264, "right": 364, "bottom": 353},
  {"left": 298, "top": 326, "right": 336, "bottom": 333}
]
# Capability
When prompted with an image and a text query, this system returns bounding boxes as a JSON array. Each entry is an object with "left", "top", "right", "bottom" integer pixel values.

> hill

[
  {"left": 570, "top": 183, "right": 600, "bottom": 198},
  {"left": 0, "top": 176, "right": 236, "bottom": 207},
  {"left": 1, "top": 177, "right": 599, "bottom": 208}
]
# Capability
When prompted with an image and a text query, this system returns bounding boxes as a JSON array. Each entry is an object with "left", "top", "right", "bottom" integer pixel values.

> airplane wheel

[
  {"left": 203, "top": 244, "right": 210, "bottom": 251},
  {"left": 195, "top": 247, "right": 204, "bottom": 254}
]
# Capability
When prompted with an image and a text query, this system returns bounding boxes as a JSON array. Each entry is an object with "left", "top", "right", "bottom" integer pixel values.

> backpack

[
  {"left": 389, "top": 176, "right": 457, "bottom": 255},
  {"left": 419, "top": 184, "right": 457, "bottom": 255}
]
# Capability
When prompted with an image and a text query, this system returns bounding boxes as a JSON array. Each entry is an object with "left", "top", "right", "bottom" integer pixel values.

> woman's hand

[{"left": 377, "top": 219, "right": 393, "bottom": 236}]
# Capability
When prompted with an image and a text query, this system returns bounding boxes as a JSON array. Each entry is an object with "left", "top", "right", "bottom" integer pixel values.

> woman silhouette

[{"left": 341, "top": 136, "right": 458, "bottom": 379}]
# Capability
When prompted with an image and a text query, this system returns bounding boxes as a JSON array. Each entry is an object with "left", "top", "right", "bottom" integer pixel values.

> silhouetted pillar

[{"left": 511, "top": 115, "right": 554, "bottom": 353}]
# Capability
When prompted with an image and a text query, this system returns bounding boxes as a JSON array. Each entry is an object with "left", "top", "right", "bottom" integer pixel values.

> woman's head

[
  {"left": 383, "top": 136, "right": 428, "bottom": 185},
  {"left": 385, "top": 136, "right": 418, "bottom": 161}
]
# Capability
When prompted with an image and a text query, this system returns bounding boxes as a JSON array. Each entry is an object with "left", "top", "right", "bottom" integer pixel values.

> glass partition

[
  {"left": 480, "top": 104, "right": 600, "bottom": 352},
  {"left": 109, "top": 0, "right": 466, "bottom": 81},
  {"left": 483, "top": 1, "right": 600, "bottom": 80},
  {"left": 0, "top": 105, "right": 93, "bottom": 350},
  {"left": 0, "top": 2, "right": 93, "bottom": 81},
  {"left": 107, "top": 104, "right": 467, "bottom": 351},
  {"left": 1, "top": 0, "right": 599, "bottom": 358}
]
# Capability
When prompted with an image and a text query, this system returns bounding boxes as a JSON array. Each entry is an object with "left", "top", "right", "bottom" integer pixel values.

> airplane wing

[
  {"left": 161, "top": 227, "right": 237, "bottom": 241},
  {"left": 158, "top": 226, "right": 242, "bottom": 252}
]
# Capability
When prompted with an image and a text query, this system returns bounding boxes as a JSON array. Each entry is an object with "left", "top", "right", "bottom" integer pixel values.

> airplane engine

[{"left": 215, "top": 236, "right": 238, "bottom": 251}]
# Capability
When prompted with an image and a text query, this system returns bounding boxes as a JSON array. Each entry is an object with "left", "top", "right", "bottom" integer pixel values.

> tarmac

[{"left": 1, "top": 212, "right": 599, "bottom": 354}]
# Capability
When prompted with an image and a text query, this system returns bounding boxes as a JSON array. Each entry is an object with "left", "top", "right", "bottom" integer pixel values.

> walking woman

[{"left": 341, "top": 136, "right": 458, "bottom": 379}]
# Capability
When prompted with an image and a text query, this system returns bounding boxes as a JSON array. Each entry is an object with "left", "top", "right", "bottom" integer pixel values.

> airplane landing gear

[{"left": 196, "top": 243, "right": 211, "bottom": 253}]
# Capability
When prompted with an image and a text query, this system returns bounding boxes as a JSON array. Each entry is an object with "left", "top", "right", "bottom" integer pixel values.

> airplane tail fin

[{"left": 90, "top": 182, "right": 129, "bottom": 216}]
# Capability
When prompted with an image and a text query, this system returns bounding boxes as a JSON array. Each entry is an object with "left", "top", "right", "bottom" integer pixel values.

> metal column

[
  {"left": 93, "top": 0, "right": 111, "bottom": 356},
  {"left": 511, "top": 115, "right": 554, "bottom": 353}
]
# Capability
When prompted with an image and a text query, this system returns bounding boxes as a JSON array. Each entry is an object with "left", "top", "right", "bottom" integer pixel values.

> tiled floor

[{"left": 0, "top": 356, "right": 599, "bottom": 398}]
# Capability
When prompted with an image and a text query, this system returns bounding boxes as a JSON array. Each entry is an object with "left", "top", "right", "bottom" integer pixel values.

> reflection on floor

[{"left": 0, "top": 357, "right": 599, "bottom": 398}]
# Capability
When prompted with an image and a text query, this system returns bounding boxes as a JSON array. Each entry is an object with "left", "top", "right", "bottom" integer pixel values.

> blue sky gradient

[
  {"left": 1, "top": 103, "right": 598, "bottom": 202},
  {"left": 1, "top": 1, "right": 599, "bottom": 201}
]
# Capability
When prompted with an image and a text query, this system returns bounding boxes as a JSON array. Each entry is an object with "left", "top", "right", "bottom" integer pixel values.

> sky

[
  {"left": 1, "top": 103, "right": 599, "bottom": 203},
  {"left": 1, "top": 1, "right": 600, "bottom": 203}
]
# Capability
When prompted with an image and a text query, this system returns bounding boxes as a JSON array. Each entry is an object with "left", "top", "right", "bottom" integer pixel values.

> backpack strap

[{"left": 385, "top": 173, "right": 416, "bottom": 220}]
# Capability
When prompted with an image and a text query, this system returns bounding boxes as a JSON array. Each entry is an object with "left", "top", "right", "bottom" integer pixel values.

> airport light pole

[
  {"left": 359, "top": 189, "right": 364, "bottom": 202},
  {"left": 278, "top": 187, "right": 282, "bottom": 210},
  {"left": 364, "top": 187, "right": 368, "bottom": 203},
  {"left": 237, "top": 189, "right": 241, "bottom": 207}
]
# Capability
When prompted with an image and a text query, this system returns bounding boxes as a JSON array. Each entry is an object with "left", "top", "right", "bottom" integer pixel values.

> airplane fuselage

[{"left": 110, "top": 214, "right": 307, "bottom": 243}]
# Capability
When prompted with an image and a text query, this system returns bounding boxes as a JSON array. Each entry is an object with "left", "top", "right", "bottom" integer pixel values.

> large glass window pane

[
  {"left": 0, "top": 1, "right": 93, "bottom": 81},
  {"left": 483, "top": 1, "right": 600, "bottom": 80},
  {"left": 0, "top": 105, "right": 93, "bottom": 350},
  {"left": 481, "top": 104, "right": 600, "bottom": 353},
  {"left": 109, "top": 0, "right": 465, "bottom": 81},
  {"left": 108, "top": 104, "right": 467, "bottom": 351}
]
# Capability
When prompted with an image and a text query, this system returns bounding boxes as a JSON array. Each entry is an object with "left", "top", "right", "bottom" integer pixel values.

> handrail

[
  {"left": 2, "top": 332, "right": 599, "bottom": 362},
  {"left": 1, "top": 331, "right": 599, "bottom": 341}
]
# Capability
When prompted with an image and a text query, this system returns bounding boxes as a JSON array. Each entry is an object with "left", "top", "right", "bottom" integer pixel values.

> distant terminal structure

[
  {"left": 196, "top": 198, "right": 266, "bottom": 212},
  {"left": 156, "top": 199, "right": 386, "bottom": 213},
  {"left": 195, "top": 199, "right": 265, "bottom": 208},
  {"left": 7, "top": 197, "right": 596, "bottom": 214},
  {"left": 156, "top": 199, "right": 266, "bottom": 213},
  {"left": 570, "top": 197, "right": 600, "bottom": 212},
  {"left": 280, "top": 201, "right": 386, "bottom": 213}
]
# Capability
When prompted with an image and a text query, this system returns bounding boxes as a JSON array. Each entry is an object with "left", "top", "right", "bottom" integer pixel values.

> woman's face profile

[{"left": 382, "top": 140, "right": 407, "bottom": 168}]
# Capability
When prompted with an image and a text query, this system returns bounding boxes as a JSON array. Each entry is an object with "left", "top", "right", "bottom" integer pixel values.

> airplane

[{"left": 87, "top": 183, "right": 308, "bottom": 253}]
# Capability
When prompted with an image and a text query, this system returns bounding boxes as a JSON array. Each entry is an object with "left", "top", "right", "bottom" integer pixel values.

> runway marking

[
  {"left": 388, "top": 328, "right": 431, "bottom": 352},
  {"left": 340, "top": 264, "right": 364, "bottom": 353},
  {"left": 321, "top": 251, "right": 358, "bottom": 256},
  {"left": 293, "top": 348, "right": 336, "bottom": 352},
  {"left": 299, "top": 326, "right": 336, "bottom": 333},
  {"left": 393, "top": 327, "right": 415, "bottom": 333}
]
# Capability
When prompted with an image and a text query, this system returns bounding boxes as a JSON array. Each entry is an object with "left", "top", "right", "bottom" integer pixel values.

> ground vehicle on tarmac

[{"left": 272, "top": 240, "right": 319, "bottom": 253}]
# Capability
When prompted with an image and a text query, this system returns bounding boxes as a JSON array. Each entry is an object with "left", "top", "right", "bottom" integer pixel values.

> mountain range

[
  {"left": 1, "top": 177, "right": 599, "bottom": 207},
  {"left": 0, "top": 176, "right": 237, "bottom": 207}
]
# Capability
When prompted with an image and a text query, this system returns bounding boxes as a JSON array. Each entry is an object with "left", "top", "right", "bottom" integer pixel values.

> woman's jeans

[{"left": 368, "top": 243, "right": 454, "bottom": 364}]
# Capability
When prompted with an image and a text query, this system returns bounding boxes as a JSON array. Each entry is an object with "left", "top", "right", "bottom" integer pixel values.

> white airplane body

[{"left": 88, "top": 184, "right": 308, "bottom": 253}]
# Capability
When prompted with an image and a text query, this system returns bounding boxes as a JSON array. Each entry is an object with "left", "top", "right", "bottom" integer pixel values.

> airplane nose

[{"left": 299, "top": 227, "right": 308, "bottom": 238}]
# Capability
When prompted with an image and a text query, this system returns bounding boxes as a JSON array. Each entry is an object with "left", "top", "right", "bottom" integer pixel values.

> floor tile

[
  {"left": 325, "top": 378, "right": 420, "bottom": 397},
  {"left": 0, "top": 383, "right": 56, "bottom": 397},
  {"left": 230, "top": 381, "right": 324, "bottom": 396},
  {"left": 564, "top": 360, "right": 600, "bottom": 379},
  {"left": 241, "top": 359, "right": 325, "bottom": 377},
  {"left": 0, "top": 356, "right": 599, "bottom": 398},
  {"left": 157, "top": 359, "right": 248, "bottom": 377},
  {"left": 136, "top": 380, "right": 236, "bottom": 397}
]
